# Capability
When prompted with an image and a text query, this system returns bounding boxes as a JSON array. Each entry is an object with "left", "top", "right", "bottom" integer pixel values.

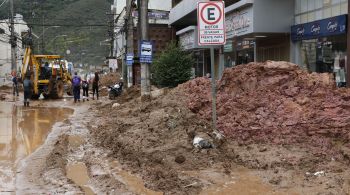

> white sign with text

[{"left": 197, "top": 1, "right": 226, "bottom": 46}]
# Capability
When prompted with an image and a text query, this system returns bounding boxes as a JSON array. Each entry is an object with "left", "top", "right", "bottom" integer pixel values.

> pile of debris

[
  {"left": 180, "top": 61, "right": 350, "bottom": 158},
  {"left": 99, "top": 72, "right": 122, "bottom": 96}
]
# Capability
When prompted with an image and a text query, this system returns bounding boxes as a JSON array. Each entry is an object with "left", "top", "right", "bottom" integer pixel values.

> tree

[{"left": 152, "top": 42, "right": 194, "bottom": 88}]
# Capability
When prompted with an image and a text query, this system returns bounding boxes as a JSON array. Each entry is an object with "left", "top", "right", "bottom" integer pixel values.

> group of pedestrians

[
  {"left": 10, "top": 70, "right": 100, "bottom": 106},
  {"left": 72, "top": 72, "right": 100, "bottom": 103}
]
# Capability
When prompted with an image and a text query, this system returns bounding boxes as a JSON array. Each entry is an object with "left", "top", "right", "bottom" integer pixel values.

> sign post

[{"left": 198, "top": 1, "right": 225, "bottom": 130}]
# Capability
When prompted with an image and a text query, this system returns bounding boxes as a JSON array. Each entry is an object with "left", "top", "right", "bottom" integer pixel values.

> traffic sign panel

[{"left": 197, "top": 1, "right": 226, "bottom": 46}]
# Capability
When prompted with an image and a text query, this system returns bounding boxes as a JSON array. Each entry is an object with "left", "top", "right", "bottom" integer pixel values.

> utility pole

[
  {"left": 347, "top": 1, "right": 350, "bottom": 87},
  {"left": 140, "top": 0, "right": 151, "bottom": 97},
  {"left": 126, "top": 0, "right": 134, "bottom": 87},
  {"left": 10, "top": 0, "right": 17, "bottom": 72}
]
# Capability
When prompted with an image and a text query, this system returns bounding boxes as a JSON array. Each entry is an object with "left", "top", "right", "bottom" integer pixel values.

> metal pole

[
  {"left": 126, "top": 0, "right": 134, "bottom": 87},
  {"left": 347, "top": 2, "right": 350, "bottom": 87},
  {"left": 10, "top": 0, "right": 16, "bottom": 72},
  {"left": 140, "top": 0, "right": 151, "bottom": 97},
  {"left": 210, "top": 47, "right": 217, "bottom": 130}
]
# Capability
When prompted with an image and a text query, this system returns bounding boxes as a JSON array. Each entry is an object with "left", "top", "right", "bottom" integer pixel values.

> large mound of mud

[
  {"left": 100, "top": 72, "right": 122, "bottom": 86},
  {"left": 181, "top": 61, "right": 350, "bottom": 158}
]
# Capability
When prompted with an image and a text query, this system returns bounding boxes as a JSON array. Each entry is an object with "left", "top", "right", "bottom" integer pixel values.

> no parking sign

[{"left": 197, "top": 1, "right": 226, "bottom": 46}]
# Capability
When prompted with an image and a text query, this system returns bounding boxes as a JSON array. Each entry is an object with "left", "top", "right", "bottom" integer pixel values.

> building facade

[
  {"left": 291, "top": 0, "right": 348, "bottom": 86},
  {"left": 113, "top": 0, "right": 173, "bottom": 86},
  {"left": 170, "top": 0, "right": 294, "bottom": 79},
  {"left": 0, "top": 14, "right": 29, "bottom": 78}
]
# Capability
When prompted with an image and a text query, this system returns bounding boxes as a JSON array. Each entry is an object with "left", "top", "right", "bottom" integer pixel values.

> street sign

[
  {"left": 139, "top": 41, "right": 153, "bottom": 63},
  {"left": 197, "top": 1, "right": 226, "bottom": 46},
  {"left": 126, "top": 53, "right": 134, "bottom": 66}
]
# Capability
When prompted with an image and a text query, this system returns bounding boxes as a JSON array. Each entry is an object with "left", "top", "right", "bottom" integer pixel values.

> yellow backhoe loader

[{"left": 21, "top": 47, "right": 72, "bottom": 99}]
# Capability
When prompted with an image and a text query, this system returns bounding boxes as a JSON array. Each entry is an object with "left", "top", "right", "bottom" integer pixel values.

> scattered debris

[
  {"left": 112, "top": 103, "right": 120, "bottom": 108},
  {"left": 193, "top": 136, "right": 213, "bottom": 149}
]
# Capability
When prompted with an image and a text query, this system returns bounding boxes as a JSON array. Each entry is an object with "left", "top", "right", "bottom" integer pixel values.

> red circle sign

[{"left": 200, "top": 3, "right": 222, "bottom": 25}]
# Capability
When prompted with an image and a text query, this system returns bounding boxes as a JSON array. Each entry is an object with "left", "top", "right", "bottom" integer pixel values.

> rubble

[{"left": 180, "top": 61, "right": 350, "bottom": 159}]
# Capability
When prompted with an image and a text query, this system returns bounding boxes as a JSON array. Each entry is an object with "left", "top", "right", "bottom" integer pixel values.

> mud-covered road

[{"left": 1, "top": 83, "right": 350, "bottom": 195}]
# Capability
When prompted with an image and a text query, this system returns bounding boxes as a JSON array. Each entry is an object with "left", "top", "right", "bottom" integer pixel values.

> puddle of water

[
  {"left": 183, "top": 168, "right": 297, "bottom": 195},
  {"left": 0, "top": 102, "right": 73, "bottom": 191},
  {"left": 110, "top": 161, "right": 163, "bottom": 195},
  {"left": 68, "top": 135, "right": 85, "bottom": 148},
  {"left": 66, "top": 162, "right": 95, "bottom": 195}
]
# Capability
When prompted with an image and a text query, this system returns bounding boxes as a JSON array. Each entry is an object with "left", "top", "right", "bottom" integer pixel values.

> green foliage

[
  {"left": 0, "top": 0, "right": 111, "bottom": 65},
  {"left": 152, "top": 42, "right": 194, "bottom": 88}
]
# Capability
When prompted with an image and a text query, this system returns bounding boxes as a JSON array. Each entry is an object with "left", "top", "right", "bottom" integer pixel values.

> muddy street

[
  {"left": 0, "top": 100, "right": 73, "bottom": 193},
  {"left": 1, "top": 63, "right": 350, "bottom": 195}
]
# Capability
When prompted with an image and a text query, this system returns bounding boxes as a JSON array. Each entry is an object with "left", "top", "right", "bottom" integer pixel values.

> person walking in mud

[
  {"left": 23, "top": 74, "right": 33, "bottom": 107},
  {"left": 72, "top": 72, "right": 82, "bottom": 103},
  {"left": 82, "top": 77, "right": 89, "bottom": 102},
  {"left": 12, "top": 71, "right": 19, "bottom": 96},
  {"left": 92, "top": 72, "right": 99, "bottom": 100}
]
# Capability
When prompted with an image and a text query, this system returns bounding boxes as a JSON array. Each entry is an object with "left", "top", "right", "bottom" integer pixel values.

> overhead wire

[{"left": 0, "top": 0, "right": 8, "bottom": 8}]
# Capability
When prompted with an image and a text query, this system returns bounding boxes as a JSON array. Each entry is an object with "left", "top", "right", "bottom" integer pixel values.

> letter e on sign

[{"left": 198, "top": 1, "right": 226, "bottom": 46}]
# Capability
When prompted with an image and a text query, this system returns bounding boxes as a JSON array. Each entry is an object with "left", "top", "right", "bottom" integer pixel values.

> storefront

[
  {"left": 291, "top": 15, "right": 347, "bottom": 86},
  {"left": 225, "top": 0, "right": 293, "bottom": 66},
  {"left": 177, "top": 26, "right": 220, "bottom": 78}
]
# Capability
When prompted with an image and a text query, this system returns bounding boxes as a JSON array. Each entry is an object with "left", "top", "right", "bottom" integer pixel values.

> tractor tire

[{"left": 50, "top": 80, "right": 64, "bottom": 99}]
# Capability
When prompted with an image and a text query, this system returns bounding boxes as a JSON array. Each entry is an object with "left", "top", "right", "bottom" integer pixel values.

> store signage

[
  {"left": 197, "top": 1, "right": 226, "bottom": 45},
  {"left": 226, "top": 6, "right": 253, "bottom": 38},
  {"left": 179, "top": 30, "right": 195, "bottom": 50},
  {"left": 224, "top": 40, "right": 233, "bottom": 52},
  {"left": 126, "top": 54, "right": 134, "bottom": 66},
  {"left": 132, "top": 10, "right": 169, "bottom": 20},
  {"left": 291, "top": 15, "right": 347, "bottom": 41},
  {"left": 236, "top": 40, "right": 255, "bottom": 50},
  {"left": 139, "top": 41, "right": 153, "bottom": 63}
]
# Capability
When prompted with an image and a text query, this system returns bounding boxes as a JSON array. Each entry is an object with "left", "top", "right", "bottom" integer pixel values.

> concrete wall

[{"left": 253, "top": 0, "right": 294, "bottom": 33}]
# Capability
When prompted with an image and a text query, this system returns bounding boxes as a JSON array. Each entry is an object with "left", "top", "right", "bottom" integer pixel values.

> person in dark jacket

[
  {"left": 92, "top": 72, "right": 99, "bottom": 100},
  {"left": 23, "top": 74, "right": 33, "bottom": 107},
  {"left": 72, "top": 72, "right": 81, "bottom": 103},
  {"left": 82, "top": 78, "right": 89, "bottom": 102}
]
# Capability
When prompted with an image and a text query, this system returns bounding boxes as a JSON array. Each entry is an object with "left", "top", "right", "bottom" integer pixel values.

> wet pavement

[{"left": 0, "top": 101, "right": 73, "bottom": 193}]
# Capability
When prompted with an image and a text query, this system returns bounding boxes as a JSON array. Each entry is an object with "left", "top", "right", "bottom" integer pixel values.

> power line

[
  {"left": 0, "top": 21, "right": 118, "bottom": 27},
  {"left": 0, "top": 0, "right": 7, "bottom": 8}
]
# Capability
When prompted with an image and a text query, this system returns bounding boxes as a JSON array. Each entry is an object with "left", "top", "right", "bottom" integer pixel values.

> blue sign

[
  {"left": 291, "top": 14, "right": 347, "bottom": 41},
  {"left": 139, "top": 41, "right": 153, "bottom": 63},
  {"left": 126, "top": 54, "right": 134, "bottom": 66}
]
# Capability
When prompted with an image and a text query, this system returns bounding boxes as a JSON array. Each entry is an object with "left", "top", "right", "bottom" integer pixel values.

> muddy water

[
  {"left": 110, "top": 161, "right": 163, "bottom": 195},
  {"left": 66, "top": 162, "right": 95, "bottom": 195},
  {"left": 195, "top": 168, "right": 297, "bottom": 195},
  {"left": 0, "top": 102, "right": 73, "bottom": 192}
]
